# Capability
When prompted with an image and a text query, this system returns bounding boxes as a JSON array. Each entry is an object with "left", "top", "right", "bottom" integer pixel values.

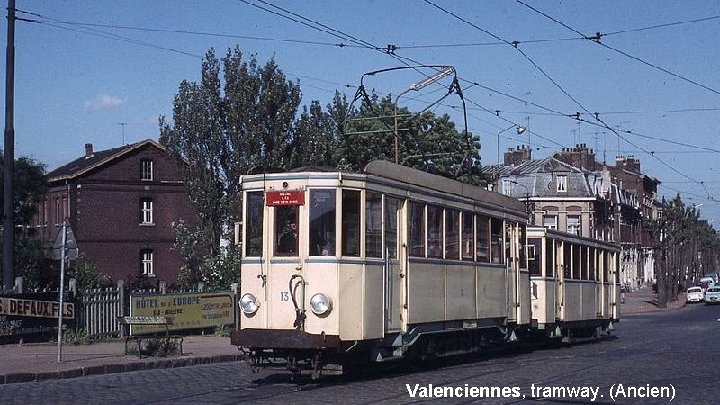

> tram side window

[
  {"left": 589, "top": 247, "right": 596, "bottom": 281},
  {"left": 445, "top": 209, "right": 460, "bottom": 260},
  {"left": 528, "top": 239, "right": 541, "bottom": 276},
  {"left": 581, "top": 246, "right": 589, "bottom": 280},
  {"left": 603, "top": 252, "right": 610, "bottom": 283},
  {"left": 427, "top": 205, "right": 443, "bottom": 258},
  {"left": 245, "top": 191, "right": 264, "bottom": 256},
  {"left": 476, "top": 215, "right": 490, "bottom": 262},
  {"left": 385, "top": 197, "right": 400, "bottom": 259},
  {"left": 572, "top": 244, "right": 581, "bottom": 279},
  {"left": 409, "top": 202, "right": 425, "bottom": 257},
  {"left": 461, "top": 212, "right": 474, "bottom": 261},
  {"left": 275, "top": 206, "right": 299, "bottom": 256},
  {"left": 545, "top": 239, "right": 555, "bottom": 278},
  {"left": 563, "top": 243, "right": 572, "bottom": 279},
  {"left": 365, "top": 192, "right": 383, "bottom": 258},
  {"left": 519, "top": 224, "right": 527, "bottom": 269},
  {"left": 309, "top": 190, "right": 336, "bottom": 256},
  {"left": 490, "top": 218, "right": 504, "bottom": 264},
  {"left": 342, "top": 190, "right": 361, "bottom": 256}
]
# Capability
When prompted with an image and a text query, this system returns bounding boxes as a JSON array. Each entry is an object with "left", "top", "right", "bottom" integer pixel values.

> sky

[{"left": 2, "top": 0, "right": 720, "bottom": 224}]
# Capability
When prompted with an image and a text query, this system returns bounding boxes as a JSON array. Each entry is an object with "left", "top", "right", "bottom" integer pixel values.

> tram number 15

[{"left": 280, "top": 292, "right": 289, "bottom": 301}]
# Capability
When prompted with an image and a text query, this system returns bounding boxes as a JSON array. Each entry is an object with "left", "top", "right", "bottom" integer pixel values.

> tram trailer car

[
  {"left": 526, "top": 227, "right": 620, "bottom": 340},
  {"left": 230, "top": 161, "right": 620, "bottom": 378}
]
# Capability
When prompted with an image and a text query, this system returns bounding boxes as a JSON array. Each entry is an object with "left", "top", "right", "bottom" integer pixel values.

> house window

[
  {"left": 140, "top": 198, "right": 154, "bottom": 225},
  {"left": 556, "top": 175, "right": 567, "bottom": 192},
  {"left": 141, "top": 159, "right": 153, "bottom": 181},
  {"left": 141, "top": 249, "right": 154, "bottom": 276},
  {"left": 543, "top": 215, "right": 557, "bottom": 230},
  {"left": 567, "top": 215, "right": 581, "bottom": 235}
]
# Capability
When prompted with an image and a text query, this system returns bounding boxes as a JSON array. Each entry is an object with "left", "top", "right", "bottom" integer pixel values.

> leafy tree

[
  {"left": 0, "top": 154, "right": 50, "bottom": 289},
  {"left": 160, "top": 47, "right": 301, "bottom": 285},
  {"left": 337, "top": 94, "right": 484, "bottom": 184},
  {"left": 645, "top": 195, "right": 720, "bottom": 307},
  {"left": 67, "top": 255, "right": 112, "bottom": 290}
]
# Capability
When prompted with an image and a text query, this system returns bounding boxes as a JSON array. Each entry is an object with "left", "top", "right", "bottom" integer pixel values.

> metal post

[
  {"left": 3, "top": 0, "right": 16, "bottom": 291},
  {"left": 57, "top": 219, "right": 67, "bottom": 362}
]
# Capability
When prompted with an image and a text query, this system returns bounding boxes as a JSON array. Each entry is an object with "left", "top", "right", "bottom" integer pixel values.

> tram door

[{"left": 384, "top": 197, "right": 404, "bottom": 333}]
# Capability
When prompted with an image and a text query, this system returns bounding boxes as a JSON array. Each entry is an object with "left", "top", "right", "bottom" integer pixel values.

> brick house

[{"left": 34, "top": 139, "right": 196, "bottom": 285}]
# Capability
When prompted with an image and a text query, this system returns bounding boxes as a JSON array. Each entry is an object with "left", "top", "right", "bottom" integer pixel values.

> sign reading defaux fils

[{"left": 129, "top": 292, "right": 234, "bottom": 335}]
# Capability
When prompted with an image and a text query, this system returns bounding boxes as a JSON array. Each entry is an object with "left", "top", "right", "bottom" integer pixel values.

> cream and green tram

[
  {"left": 231, "top": 161, "right": 530, "bottom": 377},
  {"left": 526, "top": 227, "right": 620, "bottom": 341}
]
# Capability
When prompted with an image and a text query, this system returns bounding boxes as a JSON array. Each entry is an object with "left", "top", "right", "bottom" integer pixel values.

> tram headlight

[
  {"left": 309, "top": 293, "right": 332, "bottom": 315},
  {"left": 239, "top": 293, "right": 259, "bottom": 315}
]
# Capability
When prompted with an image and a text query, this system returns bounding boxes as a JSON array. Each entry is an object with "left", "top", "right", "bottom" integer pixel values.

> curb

[{"left": 0, "top": 354, "right": 245, "bottom": 385}]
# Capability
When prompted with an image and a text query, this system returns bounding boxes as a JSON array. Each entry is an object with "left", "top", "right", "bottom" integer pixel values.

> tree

[
  {"left": 337, "top": 94, "right": 484, "bottom": 184},
  {"left": 645, "top": 194, "right": 720, "bottom": 308},
  {"left": 159, "top": 47, "right": 301, "bottom": 286},
  {"left": 0, "top": 154, "right": 49, "bottom": 289}
]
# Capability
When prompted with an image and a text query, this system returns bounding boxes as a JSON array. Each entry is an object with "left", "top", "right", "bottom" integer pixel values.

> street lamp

[{"left": 497, "top": 125, "right": 527, "bottom": 166}]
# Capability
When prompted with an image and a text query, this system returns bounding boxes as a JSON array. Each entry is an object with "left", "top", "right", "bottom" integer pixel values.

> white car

[
  {"left": 704, "top": 286, "right": 720, "bottom": 305},
  {"left": 687, "top": 287, "right": 704, "bottom": 303}
]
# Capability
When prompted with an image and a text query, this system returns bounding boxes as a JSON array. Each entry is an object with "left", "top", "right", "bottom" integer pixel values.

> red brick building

[{"left": 34, "top": 139, "right": 196, "bottom": 284}]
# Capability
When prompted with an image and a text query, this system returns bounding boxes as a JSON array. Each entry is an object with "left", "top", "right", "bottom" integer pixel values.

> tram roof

[{"left": 364, "top": 160, "right": 526, "bottom": 216}]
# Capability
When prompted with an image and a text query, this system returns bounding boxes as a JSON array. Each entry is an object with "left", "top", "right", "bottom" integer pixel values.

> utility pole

[{"left": 3, "top": 0, "right": 16, "bottom": 291}]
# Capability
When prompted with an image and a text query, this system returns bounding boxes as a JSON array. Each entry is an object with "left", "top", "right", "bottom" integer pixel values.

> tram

[
  {"left": 526, "top": 227, "right": 620, "bottom": 341},
  {"left": 230, "top": 160, "right": 620, "bottom": 378}
]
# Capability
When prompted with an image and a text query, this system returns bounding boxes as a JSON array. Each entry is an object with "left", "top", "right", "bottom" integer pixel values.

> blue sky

[{"left": 3, "top": 0, "right": 720, "bottom": 223}]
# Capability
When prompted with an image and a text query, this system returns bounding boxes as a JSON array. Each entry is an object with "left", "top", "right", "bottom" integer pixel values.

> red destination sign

[{"left": 266, "top": 190, "right": 305, "bottom": 206}]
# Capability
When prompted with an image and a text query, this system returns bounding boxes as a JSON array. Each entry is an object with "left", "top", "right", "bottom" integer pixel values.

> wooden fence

[{"left": 10, "top": 278, "right": 238, "bottom": 339}]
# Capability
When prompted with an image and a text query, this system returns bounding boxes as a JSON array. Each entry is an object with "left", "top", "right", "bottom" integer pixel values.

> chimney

[{"left": 85, "top": 143, "right": 94, "bottom": 159}]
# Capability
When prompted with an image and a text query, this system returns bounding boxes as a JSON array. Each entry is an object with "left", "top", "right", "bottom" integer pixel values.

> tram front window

[{"left": 275, "top": 206, "right": 299, "bottom": 256}]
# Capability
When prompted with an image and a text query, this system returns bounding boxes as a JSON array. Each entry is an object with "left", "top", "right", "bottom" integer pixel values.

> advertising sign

[
  {"left": 0, "top": 292, "right": 75, "bottom": 338},
  {"left": 129, "top": 292, "right": 234, "bottom": 335}
]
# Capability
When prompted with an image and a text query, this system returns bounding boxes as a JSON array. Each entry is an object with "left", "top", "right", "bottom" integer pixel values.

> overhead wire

[
  {"left": 423, "top": 0, "right": 714, "bottom": 199},
  {"left": 20, "top": 3, "right": 718, "bottom": 199},
  {"left": 515, "top": 0, "right": 720, "bottom": 96}
]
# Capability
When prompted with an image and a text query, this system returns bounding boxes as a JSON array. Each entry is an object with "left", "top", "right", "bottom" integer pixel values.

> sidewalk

[
  {"left": 0, "top": 335, "right": 244, "bottom": 385},
  {"left": 621, "top": 286, "right": 687, "bottom": 315}
]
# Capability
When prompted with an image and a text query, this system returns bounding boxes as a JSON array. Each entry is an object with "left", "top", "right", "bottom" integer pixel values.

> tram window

[
  {"left": 445, "top": 209, "right": 460, "bottom": 260},
  {"left": 409, "top": 202, "right": 425, "bottom": 257},
  {"left": 528, "top": 239, "right": 541, "bottom": 276},
  {"left": 245, "top": 192, "right": 264, "bottom": 256},
  {"left": 603, "top": 252, "right": 610, "bottom": 283},
  {"left": 519, "top": 224, "right": 527, "bottom": 269},
  {"left": 581, "top": 247, "right": 589, "bottom": 280},
  {"left": 309, "top": 190, "right": 336, "bottom": 256},
  {"left": 589, "top": 248, "right": 596, "bottom": 281},
  {"left": 427, "top": 205, "right": 443, "bottom": 258},
  {"left": 490, "top": 218, "right": 503, "bottom": 264},
  {"left": 365, "top": 192, "right": 383, "bottom": 258},
  {"left": 563, "top": 243, "right": 572, "bottom": 279},
  {"left": 476, "top": 215, "right": 490, "bottom": 262},
  {"left": 572, "top": 244, "right": 581, "bottom": 279},
  {"left": 461, "top": 212, "right": 474, "bottom": 261},
  {"left": 275, "top": 206, "right": 299, "bottom": 256},
  {"left": 385, "top": 197, "right": 400, "bottom": 259},
  {"left": 342, "top": 190, "right": 361, "bottom": 256},
  {"left": 545, "top": 239, "right": 555, "bottom": 278}
]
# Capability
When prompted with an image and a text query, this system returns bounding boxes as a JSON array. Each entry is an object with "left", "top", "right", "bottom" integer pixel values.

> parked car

[
  {"left": 700, "top": 276, "right": 716, "bottom": 287},
  {"left": 704, "top": 286, "right": 720, "bottom": 305},
  {"left": 687, "top": 286, "right": 704, "bottom": 303}
]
